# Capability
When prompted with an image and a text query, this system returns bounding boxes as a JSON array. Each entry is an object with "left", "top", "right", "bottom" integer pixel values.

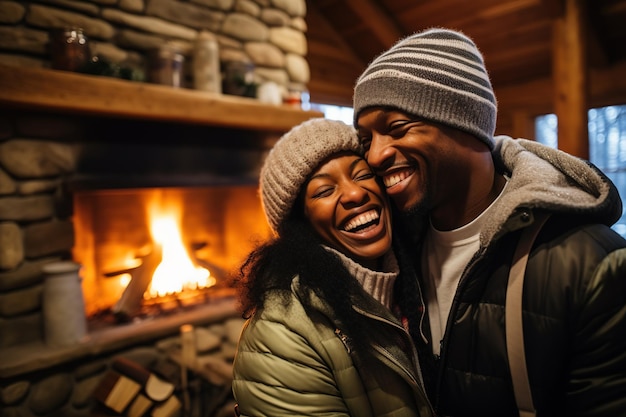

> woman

[{"left": 231, "top": 118, "right": 434, "bottom": 417}]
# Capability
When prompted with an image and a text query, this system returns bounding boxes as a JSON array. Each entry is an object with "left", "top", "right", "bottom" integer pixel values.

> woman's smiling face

[{"left": 303, "top": 152, "right": 392, "bottom": 267}]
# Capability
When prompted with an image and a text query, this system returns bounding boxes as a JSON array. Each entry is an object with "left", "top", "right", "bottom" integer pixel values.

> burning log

[
  {"left": 190, "top": 241, "right": 232, "bottom": 283},
  {"left": 112, "top": 243, "right": 163, "bottom": 321},
  {"left": 105, "top": 236, "right": 226, "bottom": 323}
]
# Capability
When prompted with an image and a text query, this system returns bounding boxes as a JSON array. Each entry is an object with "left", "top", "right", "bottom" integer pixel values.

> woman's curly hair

[
  {"left": 232, "top": 189, "right": 425, "bottom": 359},
  {"left": 233, "top": 190, "right": 381, "bottom": 352}
]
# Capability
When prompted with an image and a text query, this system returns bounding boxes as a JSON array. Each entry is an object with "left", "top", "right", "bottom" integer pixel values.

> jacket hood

[{"left": 482, "top": 135, "right": 622, "bottom": 244}]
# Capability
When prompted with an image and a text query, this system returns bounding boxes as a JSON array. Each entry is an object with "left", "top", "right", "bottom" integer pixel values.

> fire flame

[{"left": 146, "top": 205, "right": 214, "bottom": 298}]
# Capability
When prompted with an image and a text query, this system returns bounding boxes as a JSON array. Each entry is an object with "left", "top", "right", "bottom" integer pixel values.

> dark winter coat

[{"left": 412, "top": 136, "right": 626, "bottom": 417}]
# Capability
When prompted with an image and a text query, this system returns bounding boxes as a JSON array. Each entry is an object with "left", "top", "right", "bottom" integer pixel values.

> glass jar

[
  {"left": 49, "top": 27, "right": 91, "bottom": 72},
  {"left": 147, "top": 44, "right": 185, "bottom": 88},
  {"left": 222, "top": 61, "right": 257, "bottom": 97}
]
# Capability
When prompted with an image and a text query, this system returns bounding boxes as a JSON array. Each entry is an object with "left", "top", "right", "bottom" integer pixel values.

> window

[
  {"left": 310, "top": 103, "right": 354, "bottom": 125},
  {"left": 536, "top": 105, "right": 626, "bottom": 237}
]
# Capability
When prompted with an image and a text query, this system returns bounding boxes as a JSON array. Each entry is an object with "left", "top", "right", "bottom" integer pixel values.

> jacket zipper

[
  {"left": 358, "top": 312, "right": 435, "bottom": 415},
  {"left": 433, "top": 247, "right": 485, "bottom": 410},
  {"left": 334, "top": 328, "right": 351, "bottom": 354},
  {"left": 353, "top": 306, "right": 426, "bottom": 389},
  {"left": 432, "top": 211, "right": 529, "bottom": 409}
]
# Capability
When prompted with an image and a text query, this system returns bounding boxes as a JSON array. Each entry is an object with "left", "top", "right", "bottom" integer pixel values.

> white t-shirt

[{"left": 423, "top": 184, "right": 507, "bottom": 356}]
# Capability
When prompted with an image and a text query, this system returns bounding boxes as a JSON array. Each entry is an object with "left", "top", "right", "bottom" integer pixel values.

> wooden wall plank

[
  {"left": 342, "top": 0, "right": 403, "bottom": 48},
  {"left": 553, "top": 0, "right": 589, "bottom": 158}
]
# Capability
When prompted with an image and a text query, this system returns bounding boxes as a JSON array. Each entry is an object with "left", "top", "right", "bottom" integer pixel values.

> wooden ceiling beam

[
  {"left": 306, "top": 1, "right": 365, "bottom": 65},
  {"left": 540, "top": 0, "right": 566, "bottom": 17},
  {"left": 495, "top": 61, "right": 626, "bottom": 115},
  {"left": 478, "top": 0, "right": 545, "bottom": 18},
  {"left": 342, "top": 0, "right": 404, "bottom": 48}
]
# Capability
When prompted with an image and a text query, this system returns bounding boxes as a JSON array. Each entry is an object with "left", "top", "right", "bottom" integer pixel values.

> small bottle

[
  {"left": 49, "top": 27, "right": 91, "bottom": 72},
  {"left": 193, "top": 32, "right": 221, "bottom": 93},
  {"left": 284, "top": 88, "right": 301, "bottom": 107}
]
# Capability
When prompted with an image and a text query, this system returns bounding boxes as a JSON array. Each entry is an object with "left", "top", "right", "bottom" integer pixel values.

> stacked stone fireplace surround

[
  {"left": 0, "top": 0, "right": 316, "bottom": 415},
  {"left": 0, "top": 109, "right": 266, "bottom": 417}
]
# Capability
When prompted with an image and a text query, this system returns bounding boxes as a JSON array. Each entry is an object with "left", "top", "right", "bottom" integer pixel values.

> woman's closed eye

[
  {"left": 311, "top": 185, "right": 335, "bottom": 199},
  {"left": 354, "top": 169, "right": 375, "bottom": 182},
  {"left": 352, "top": 158, "right": 376, "bottom": 181}
]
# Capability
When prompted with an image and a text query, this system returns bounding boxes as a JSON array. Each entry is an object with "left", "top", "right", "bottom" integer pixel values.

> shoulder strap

[{"left": 506, "top": 212, "right": 550, "bottom": 417}]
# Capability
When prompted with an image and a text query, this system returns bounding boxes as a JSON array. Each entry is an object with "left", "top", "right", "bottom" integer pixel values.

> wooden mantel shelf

[{"left": 0, "top": 64, "right": 323, "bottom": 132}]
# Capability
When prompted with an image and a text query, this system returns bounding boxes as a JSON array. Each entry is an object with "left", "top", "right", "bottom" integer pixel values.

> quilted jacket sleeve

[
  {"left": 567, "top": 246, "right": 626, "bottom": 416},
  {"left": 232, "top": 294, "right": 363, "bottom": 417}
]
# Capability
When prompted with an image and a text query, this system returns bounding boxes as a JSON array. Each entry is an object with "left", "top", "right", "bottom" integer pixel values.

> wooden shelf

[{"left": 0, "top": 64, "right": 323, "bottom": 132}]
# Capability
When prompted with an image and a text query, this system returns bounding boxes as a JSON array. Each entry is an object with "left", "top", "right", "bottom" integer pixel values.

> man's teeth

[
  {"left": 383, "top": 171, "right": 409, "bottom": 188},
  {"left": 344, "top": 210, "right": 379, "bottom": 232}
]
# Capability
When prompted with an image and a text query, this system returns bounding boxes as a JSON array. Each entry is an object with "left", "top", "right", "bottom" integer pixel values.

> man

[{"left": 353, "top": 28, "right": 626, "bottom": 416}]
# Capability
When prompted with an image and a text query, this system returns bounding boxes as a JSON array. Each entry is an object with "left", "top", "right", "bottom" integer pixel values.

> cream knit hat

[
  {"left": 353, "top": 28, "right": 497, "bottom": 149},
  {"left": 260, "top": 118, "right": 361, "bottom": 232}
]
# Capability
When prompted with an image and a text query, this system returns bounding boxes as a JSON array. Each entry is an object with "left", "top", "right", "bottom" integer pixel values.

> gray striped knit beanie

[
  {"left": 260, "top": 118, "right": 361, "bottom": 233},
  {"left": 353, "top": 28, "right": 497, "bottom": 149}
]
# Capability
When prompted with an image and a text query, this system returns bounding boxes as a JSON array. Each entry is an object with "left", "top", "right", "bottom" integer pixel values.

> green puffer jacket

[
  {"left": 413, "top": 136, "right": 626, "bottom": 417},
  {"left": 232, "top": 276, "right": 435, "bottom": 417}
]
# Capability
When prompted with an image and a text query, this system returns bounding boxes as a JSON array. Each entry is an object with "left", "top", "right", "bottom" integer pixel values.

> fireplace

[
  {"left": 74, "top": 185, "right": 269, "bottom": 322},
  {"left": 69, "top": 115, "right": 275, "bottom": 323},
  {"left": 0, "top": 65, "right": 322, "bottom": 416}
]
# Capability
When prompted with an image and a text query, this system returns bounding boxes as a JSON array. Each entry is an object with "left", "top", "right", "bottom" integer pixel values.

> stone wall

[
  {"left": 1, "top": 305, "right": 245, "bottom": 417},
  {"left": 0, "top": 0, "right": 310, "bottom": 96},
  {"left": 0, "top": 111, "right": 82, "bottom": 349},
  {"left": 0, "top": 111, "right": 251, "bottom": 417}
]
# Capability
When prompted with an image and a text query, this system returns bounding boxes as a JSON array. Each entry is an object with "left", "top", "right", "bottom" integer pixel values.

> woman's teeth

[{"left": 344, "top": 209, "right": 379, "bottom": 232}]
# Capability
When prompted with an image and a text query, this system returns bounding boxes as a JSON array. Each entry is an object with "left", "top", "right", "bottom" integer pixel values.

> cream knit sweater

[{"left": 324, "top": 246, "right": 399, "bottom": 310}]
